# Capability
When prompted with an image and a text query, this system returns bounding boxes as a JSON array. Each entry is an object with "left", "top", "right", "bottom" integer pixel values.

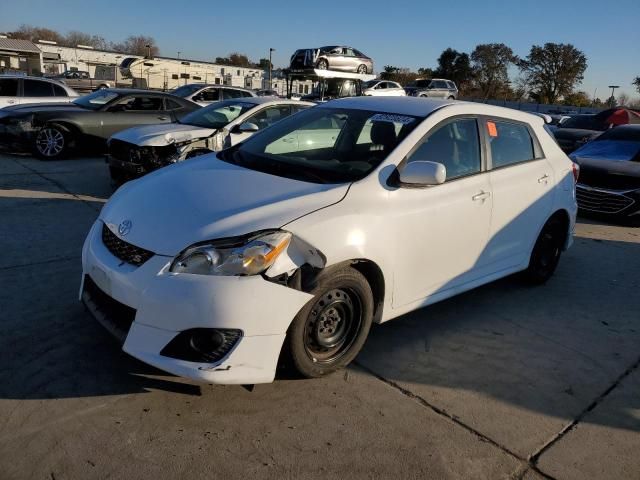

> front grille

[
  {"left": 576, "top": 185, "right": 635, "bottom": 214},
  {"left": 82, "top": 275, "right": 136, "bottom": 342},
  {"left": 109, "top": 138, "right": 137, "bottom": 162},
  {"left": 102, "top": 223, "right": 154, "bottom": 266}
]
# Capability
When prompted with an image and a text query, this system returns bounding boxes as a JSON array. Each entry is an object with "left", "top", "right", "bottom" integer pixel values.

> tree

[
  {"left": 111, "top": 36, "right": 159, "bottom": 57},
  {"left": 228, "top": 53, "right": 251, "bottom": 67},
  {"left": 470, "top": 43, "right": 517, "bottom": 100},
  {"left": 417, "top": 67, "right": 434, "bottom": 77},
  {"left": 434, "top": 48, "right": 473, "bottom": 92},
  {"left": 8, "top": 24, "right": 64, "bottom": 44},
  {"left": 64, "top": 31, "right": 108, "bottom": 49},
  {"left": 257, "top": 58, "right": 272, "bottom": 70},
  {"left": 633, "top": 77, "right": 640, "bottom": 95},
  {"left": 617, "top": 93, "right": 630, "bottom": 107},
  {"left": 519, "top": 43, "right": 587, "bottom": 105},
  {"left": 562, "top": 91, "right": 591, "bottom": 107}
]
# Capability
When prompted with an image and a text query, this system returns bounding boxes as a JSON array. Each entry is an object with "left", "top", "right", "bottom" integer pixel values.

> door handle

[
  {"left": 538, "top": 174, "right": 550, "bottom": 183},
  {"left": 157, "top": 116, "right": 169, "bottom": 121},
  {"left": 472, "top": 191, "right": 491, "bottom": 201},
  {"left": 7, "top": 99, "right": 15, "bottom": 104}
]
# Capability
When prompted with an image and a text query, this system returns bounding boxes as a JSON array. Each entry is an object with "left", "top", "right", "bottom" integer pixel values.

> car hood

[
  {"left": 0, "top": 102, "right": 85, "bottom": 114},
  {"left": 573, "top": 156, "right": 640, "bottom": 177},
  {"left": 553, "top": 128, "right": 601, "bottom": 140},
  {"left": 110, "top": 123, "right": 215, "bottom": 147},
  {"left": 100, "top": 155, "right": 349, "bottom": 255}
]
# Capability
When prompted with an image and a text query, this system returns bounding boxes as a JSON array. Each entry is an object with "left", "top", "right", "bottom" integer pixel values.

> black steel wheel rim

[
  {"left": 304, "top": 288, "right": 362, "bottom": 365},
  {"left": 535, "top": 231, "right": 560, "bottom": 274}
]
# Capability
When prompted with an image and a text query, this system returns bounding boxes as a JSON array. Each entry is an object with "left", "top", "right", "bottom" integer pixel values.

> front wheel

[
  {"left": 316, "top": 59, "right": 329, "bottom": 70},
  {"left": 523, "top": 217, "right": 565, "bottom": 284},
  {"left": 287, "top": 266, "right": 374, "bottom": 378},
  {"left": 357, "top": 64, "right": 368, "bottom": 74},
  {"left": 33, "top": 124, "right": 71, "bottom": 160}
]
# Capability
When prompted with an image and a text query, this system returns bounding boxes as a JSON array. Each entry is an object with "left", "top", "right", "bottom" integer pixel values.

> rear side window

[
  {"left": 53, "top": 84, "right": 68, "bottom": 97},
  {"left": 165, "top": 99, "right": 184, "bottom": 110},
  {"left": 407, "top": 118, "right": 481, "bottom": 180},
  {"left": 0, "top": 78, "right": 19, "bottom": 96},
  {"left": 222, "top": 89, "right": 247, "bottom": 99},
  {"left": 487, "top": 120, "right": 536, "bottom": 168},
  {"left": 24, "top": 79, "right": 54, "bottom": 97}
]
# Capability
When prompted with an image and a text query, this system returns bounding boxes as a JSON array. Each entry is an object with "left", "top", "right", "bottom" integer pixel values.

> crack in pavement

[
  {"left": 354, "top": 361, "right": 557, "bottom": 480},
  {"left": 0, "top": 255, "right": 79, "bottom": 271},
  {"left": 528, "top": 353, "right": 640, "bottom": 468},
  {"left": 357, "top": 353, "right": 640, "bottom": 480},
  {"left": 10, "top": 157, "right": 105, "bottom": 213}
]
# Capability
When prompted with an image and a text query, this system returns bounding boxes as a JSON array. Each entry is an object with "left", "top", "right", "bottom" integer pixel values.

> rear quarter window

[
  {"left": 488, "top": 120, "right": 537, "bottom": 168},
  {"left": 24, "top": 79, "right": 55, "bottom": 97}
]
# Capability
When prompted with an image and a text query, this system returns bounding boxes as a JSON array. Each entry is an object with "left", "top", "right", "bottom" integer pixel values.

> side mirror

[
  {"left": 399, "top": 161, "right": 446, "bottom": 186},
  {"left": 236, "top": 122, "right": 259, "bottom": 133}
]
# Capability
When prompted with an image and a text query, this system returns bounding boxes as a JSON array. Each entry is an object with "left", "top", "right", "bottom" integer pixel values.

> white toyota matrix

[{"left": 81, "top": 97, "right": 578, "bottom": 384}]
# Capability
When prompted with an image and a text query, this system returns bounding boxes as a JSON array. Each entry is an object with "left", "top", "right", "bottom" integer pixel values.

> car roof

[
  {"left": 318, "top": 97, "right": 545, "bottom": 124},
  {"left": 318, "top": 96, "right": 455, "bottom": 116},
  {"left": 228, "top": 97, "right": 314, "bottom": 106},
  {"left": 104, "top": 88, "right": 176, "bottom": 96}
]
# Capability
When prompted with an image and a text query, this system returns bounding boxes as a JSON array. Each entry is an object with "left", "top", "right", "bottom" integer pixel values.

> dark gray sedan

[{"left": 0, "top": 89, "right": 199, "bottom": 159}]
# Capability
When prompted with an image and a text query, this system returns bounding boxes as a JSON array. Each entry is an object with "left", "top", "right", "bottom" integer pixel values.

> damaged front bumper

[{"left": 80, "top": 220, "right": 316, "bottom": 384}]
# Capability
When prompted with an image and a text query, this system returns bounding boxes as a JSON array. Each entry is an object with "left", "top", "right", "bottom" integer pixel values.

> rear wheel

[
  {"left": 33, "top": 124, "right": 71, "bottom": 160},
  {"left": 448, "top": 95, "right": 456, "bottom": 100},
  {"left": 523, "top": 217, "right": 565, "bottom": 284},
  {"left": 316, "top": 59, "right": 329, "bottom": 70},
  {"left": 287, "top": 266, "right": 373, "bottom": 378}
]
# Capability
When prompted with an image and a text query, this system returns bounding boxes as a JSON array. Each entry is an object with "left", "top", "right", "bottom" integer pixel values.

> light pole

[
  {"left": 608, "top": 85, "right": 619, "bottom": 107},
  {"left": 145, "top": 44, "right": 151, "bottom": 59},
  {"left": 268, "top": 48, "right": 275, "bottom": 89}
]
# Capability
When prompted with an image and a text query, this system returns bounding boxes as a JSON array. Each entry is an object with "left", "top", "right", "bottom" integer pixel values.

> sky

[{"left": 1, "top": 0, "right": 639, "bottom": 99}]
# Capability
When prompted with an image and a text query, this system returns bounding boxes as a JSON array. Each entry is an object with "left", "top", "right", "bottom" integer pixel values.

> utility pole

[
  {"left": 268, "top": 48, "right": 275, "bottom": 89},
  {"left": 608, "top": 85, "right": 619, "bottom": 107},
  {"left": 145, "top": 44, "right": 151, "bottom": 59},
  {"left": 177, "top": 51, "right": 181, "bottom": 60}
]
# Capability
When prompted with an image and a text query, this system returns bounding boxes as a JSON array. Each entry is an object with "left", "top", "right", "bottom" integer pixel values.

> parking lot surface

[{"left": 1, "top": 154, "right": 639, "bottom": 479}]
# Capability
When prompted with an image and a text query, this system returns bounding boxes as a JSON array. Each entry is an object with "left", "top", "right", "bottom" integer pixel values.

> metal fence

[{"left": 461, "top": 98, "right": 604, "bottom": 115}]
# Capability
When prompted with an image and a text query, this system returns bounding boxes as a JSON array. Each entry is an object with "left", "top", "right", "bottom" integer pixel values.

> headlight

[{"left": 170, "top": 231, "right": 291, "bottom": 276}]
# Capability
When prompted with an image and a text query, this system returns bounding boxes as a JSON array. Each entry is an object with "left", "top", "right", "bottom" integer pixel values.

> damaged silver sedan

[{"left": 106, "top": 97, "right": 313, "bottom": 183}]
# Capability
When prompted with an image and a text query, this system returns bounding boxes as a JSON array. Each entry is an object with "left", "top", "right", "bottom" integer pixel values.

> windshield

[
  {"left": 180, "top": 100, "right": 256, "bottom": 128},
  {"left": 72, "top": 90, "right": 120, "bottom": 110},
  {"left": 218, "top": 107, "right": 422, "bottom": 184},
  {"left": 572, "top": 140, "right": 640, "bottom": 162},
  {"left": 171, "top": 84, "right": 204, "bottom": 97},
  {"left": 560, "top": 115, "right": 607, "bottom": 131}
]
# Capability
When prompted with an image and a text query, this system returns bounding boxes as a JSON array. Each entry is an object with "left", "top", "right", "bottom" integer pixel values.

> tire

[
  {"left": 357, "top": 64, "right": 368, "bottom": 74},
  {"left": 316, "top": 59, "right": 329, "bottom": 70},
  {"left": 286, "top": 266, "right": 374, "bottom": 378},
  {"left": 448, "top": 95, "right": 456, "bottom": 100},
  {"left": 33, "top": 123, "right": 71, "bottom": 160},
  {"left": 523, "top": 217, "right": 565, "bottom": 284}
]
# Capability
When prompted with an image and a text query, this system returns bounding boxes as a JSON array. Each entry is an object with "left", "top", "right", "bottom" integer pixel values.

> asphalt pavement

[{"left": 0, "top": 154, "right": 638, "bottom": 479}]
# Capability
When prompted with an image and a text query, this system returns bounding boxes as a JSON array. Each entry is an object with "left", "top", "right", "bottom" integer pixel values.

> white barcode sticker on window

[{"left": 369, "top": 113, "right": 415, "bottom": 125}]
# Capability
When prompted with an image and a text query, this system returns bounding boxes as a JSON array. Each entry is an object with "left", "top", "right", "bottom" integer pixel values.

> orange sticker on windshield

[{"left": 487, "top": 121, "right": 498, "bottom": 137}]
